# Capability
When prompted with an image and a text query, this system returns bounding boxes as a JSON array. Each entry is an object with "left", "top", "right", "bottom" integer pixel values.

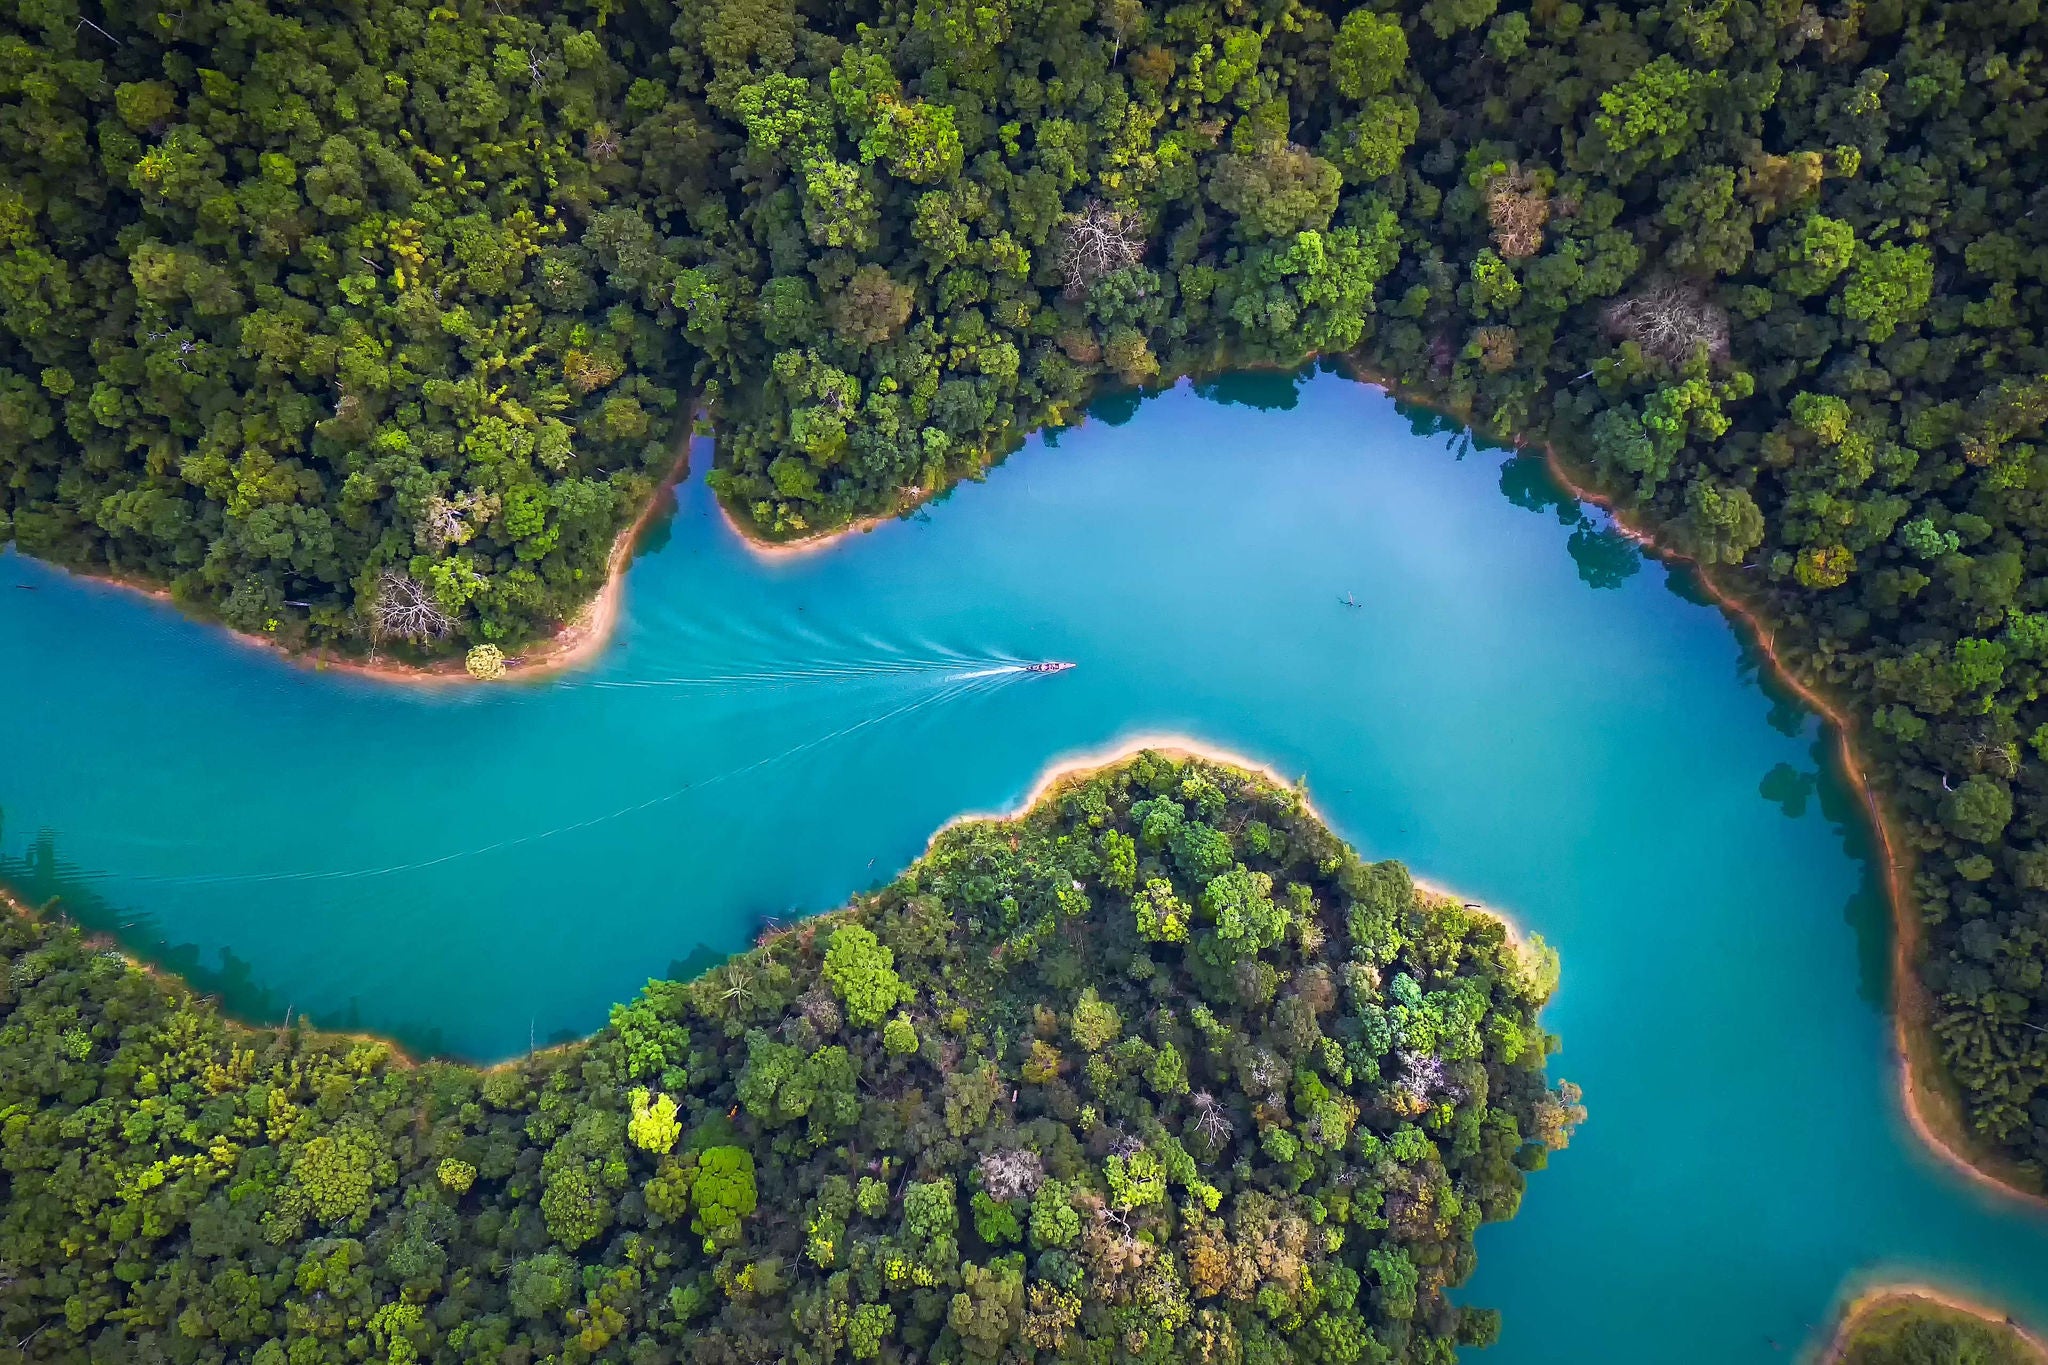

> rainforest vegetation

[
  {"left": 1832, "top": 1293, "right": 2046, "bottom": 1365},
  {"left": 0, "top": 0, "right": 2045, "bottom": 1202},
  {"left": 0, "top": 753, "right": 1580, "bottom": 1364}
]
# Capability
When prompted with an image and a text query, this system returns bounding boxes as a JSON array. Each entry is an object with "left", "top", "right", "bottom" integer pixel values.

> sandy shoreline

[
  {"left": 932, "top": 733, "right": 1321, "bottom": 836},
  {"left": 26, "top": 441, "right": 693, "bottom": 688},
  {"left": 1815, "top": 1284, "right": 2048, "bottom": 1364}
]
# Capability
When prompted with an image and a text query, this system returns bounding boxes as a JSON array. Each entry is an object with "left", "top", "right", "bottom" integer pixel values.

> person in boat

[{"left": 1026, "top": 660, "right": 1075, "bottom": 673}]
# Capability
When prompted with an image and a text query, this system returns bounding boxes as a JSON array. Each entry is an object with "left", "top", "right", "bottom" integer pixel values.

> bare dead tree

[
  {"left": 1190, "top": 1090, "right": 1235, "bottom": 1145},
  {"left": 977, "top": 1148, "right": 1046, "bottom": 1201},
  {"left": 1964, "top": 727, "right": 2020, "bottom": 778},
  {"left": 1602, "top": 281, "right": 1731, "bottom": 366},
  {"left": 1054, "top": 200, "right": 1145, "bottom": 298},
  {"left": 586, "top": 122, "right": 622, "bottom": 164},
  {"left": 1394, "top": 1049, "right": 1460, "bottom": 1107},
  {"left": 371, "top": 570, "right": 452, "bottom": 644},
  {"left": 1483, "top": 165, "right": 1550, "bottom": 259}
]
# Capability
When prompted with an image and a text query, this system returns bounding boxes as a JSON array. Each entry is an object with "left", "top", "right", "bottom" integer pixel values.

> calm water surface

[{"left": 4, "top": 370, "right": 2044, "bottom": 1359}]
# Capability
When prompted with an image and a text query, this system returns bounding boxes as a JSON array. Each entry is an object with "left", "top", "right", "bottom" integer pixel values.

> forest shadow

[
  {"left": 1082, "top": 385, "right": 1149, "bottom": 427},
  {"left": 1193, "top": 366, "right": 1310, "bottom": 411},
  {"left": 1567, "top": 526, "right": 1643, "bottom": 590},
  {"left": 1745, "top": 733, "right": 1892, "bottom": 1010},
  {"left": 1493, "top": 452, "right": 1645, "bottom": 591},
  {"left": 667, "top": 940, "right": 729, "bottom": 985},
  {"left": 1497, "top": 452, "right": 1581, "bottom": 523},
  {"left": 0, "top": 812, "right": 468, "bottom": 1058},
  {"left": 1725, "top": 616, "right": 1819, "bottom": 739},
  {"left": 622, "top": 431, "right": 708, "bottom": 565},
  {"left": 1701, "top": 594, "right": 1891, "bottom": 1007},
  {"left": 1818, "top": 739, "right": 1896, "bottom": 1012},
  {"left": 1760, "top": 762, "right": 1819, "bottom": 818}
]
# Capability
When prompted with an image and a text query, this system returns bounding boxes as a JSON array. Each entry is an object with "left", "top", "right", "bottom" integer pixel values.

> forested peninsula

[
  {"left": 1, "top": 0, "right": 2046, "bottom": 1199},
  {"left": 0, "top": 752, "right": 1580, "bottom": 1364},
  {"left": 1824, "top": 1289, "right": 2048, "bottom": 1365}
]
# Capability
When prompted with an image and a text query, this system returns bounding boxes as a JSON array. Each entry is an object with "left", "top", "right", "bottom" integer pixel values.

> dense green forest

[
  {"left": 1834, "top": 1294, "right": 2046, "bottom": 1365},
  {"left": 0, "top": 0, "right": 2045, "bottom": 1194},
  {"left": 0, "top": 753, "right": 1579, "bottom": 1363}
]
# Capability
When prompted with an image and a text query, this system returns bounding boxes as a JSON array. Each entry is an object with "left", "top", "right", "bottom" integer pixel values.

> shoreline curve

[
  {"left": 714, "top": 485, "right": 914, "bottom": 559},
  {"left": 1815, "top": 1285, "right": 2048, "bottom": 1365}
]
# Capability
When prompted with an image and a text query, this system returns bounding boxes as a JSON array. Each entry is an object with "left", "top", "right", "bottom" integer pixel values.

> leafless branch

[
  {"left": 1191, "top": 1090, "right": 1234, "bottom": 1145},
  {"left": 1484, "top": 166, "right": 1550, "bottom": 259},
  {"left": 527, "top": 48, "right": 561, "bottom": 93},
  {"left": 371, "top": 571, "right": 451, "bottom": 644},
  {"left": 1602, "top": 281, "right": 1731, "bottom": 367},
  {"left": 1054, "top": 200, "right": 1145, "bottom": 298}
]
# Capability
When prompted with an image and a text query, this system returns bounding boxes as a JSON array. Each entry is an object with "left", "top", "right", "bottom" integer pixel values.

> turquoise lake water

[{"left": 4, "top": 368, "right": 2045, "bottom": 1358}]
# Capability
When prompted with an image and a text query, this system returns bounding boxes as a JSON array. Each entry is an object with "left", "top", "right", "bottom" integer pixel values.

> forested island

[
  {"left": 0, "top": 0, "right": 2043, "bottom": 1211},
  {"left": 1826, "top": 1289, "right": 2048, "bottom": 1365},
  {"left": 0, "top": 752, "right": 1579, "bottom": 1363}
]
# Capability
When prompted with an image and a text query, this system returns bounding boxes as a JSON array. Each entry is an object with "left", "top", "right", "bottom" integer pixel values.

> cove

[{"left": 4, "top": 369, "right": 2047, "bottom": 1359}]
